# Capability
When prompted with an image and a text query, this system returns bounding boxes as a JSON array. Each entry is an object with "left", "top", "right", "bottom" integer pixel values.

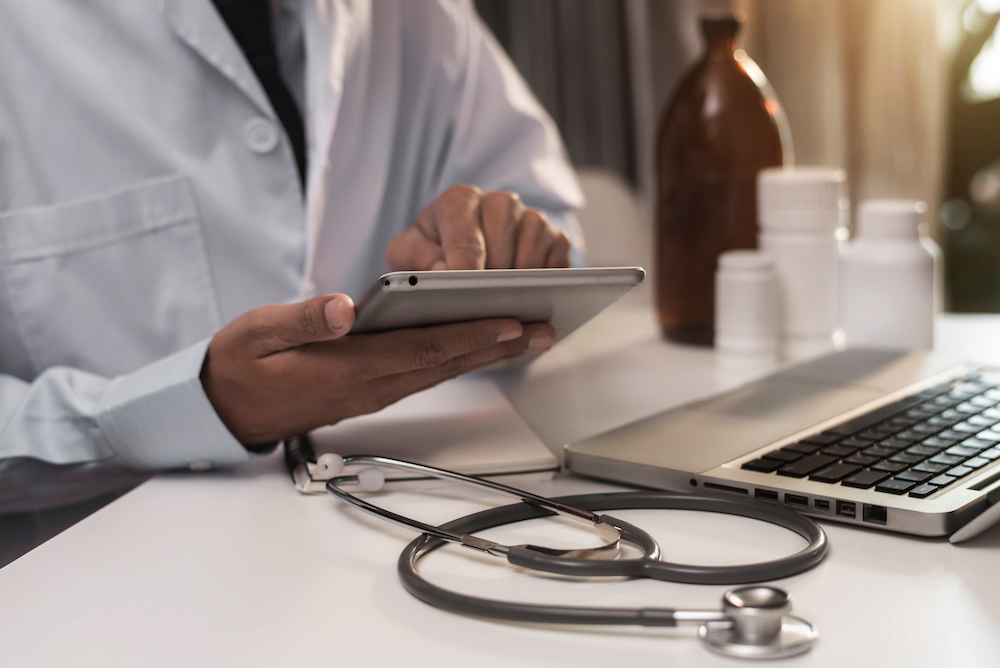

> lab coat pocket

[{"left": 0, "top": 174, "right": 222, "bottom": 377}]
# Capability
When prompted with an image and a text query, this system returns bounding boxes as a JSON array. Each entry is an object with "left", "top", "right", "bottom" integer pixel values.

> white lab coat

[{"left": 0, "top": 0, "right": 583, "bottom": 509}]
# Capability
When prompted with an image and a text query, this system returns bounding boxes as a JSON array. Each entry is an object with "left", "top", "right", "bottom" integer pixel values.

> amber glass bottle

[{"left": 655, "top": 15, "right": 790, "bottom": 345}]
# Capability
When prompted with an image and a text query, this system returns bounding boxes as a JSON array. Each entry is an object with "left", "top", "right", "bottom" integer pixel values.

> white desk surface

[{"left": 3, "top": 299, "right": 1000, "bottom": 668}]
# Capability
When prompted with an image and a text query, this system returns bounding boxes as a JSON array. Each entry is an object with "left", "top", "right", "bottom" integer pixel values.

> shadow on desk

[{"left": 0, "top": 486, "right": 140, "bottom": 568}]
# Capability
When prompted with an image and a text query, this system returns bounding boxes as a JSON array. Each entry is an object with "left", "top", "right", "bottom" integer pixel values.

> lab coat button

[
  {"left": 243, "top": 117, "right": 279, "bottom": 154},
  {"left": 303, "top": 281, "right": 317, "bottom": 298},
  {"left": 188, "top": 459, "right": 213, "bottom": 472}
]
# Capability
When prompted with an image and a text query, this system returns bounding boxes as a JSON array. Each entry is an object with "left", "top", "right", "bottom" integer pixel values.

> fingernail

[
  {"left": 325, "top": 299, "right": 347, "bottom": 331},
  {"left": 528, "top": 334, "right": 555, "bottom": 353},
  {"left": 497, "top": 328, "right": 522, "bottom": 343},
  {"left": 431, "top": 260, "right": 447, "bottom": 270}
]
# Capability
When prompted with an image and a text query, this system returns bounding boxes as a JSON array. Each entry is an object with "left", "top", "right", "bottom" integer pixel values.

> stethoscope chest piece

[{"left": 698, "top": 587, "right": 818, "bottom": 660}]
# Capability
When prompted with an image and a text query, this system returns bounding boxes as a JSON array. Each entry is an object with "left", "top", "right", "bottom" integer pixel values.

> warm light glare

[
  {"left": 964, "top": 20, "right": 1000, "bottom": 102},
  {"left": 977, "top": 0, "right": 1000, "bottom": 14}
]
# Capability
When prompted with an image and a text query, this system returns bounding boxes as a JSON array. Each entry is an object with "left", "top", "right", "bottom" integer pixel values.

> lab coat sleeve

[
  {"left": 432, "top": 0, "right": 588, "bottom": 263},
  {"left": 0, "top": 339, "right": 250, "bottom": 510}
]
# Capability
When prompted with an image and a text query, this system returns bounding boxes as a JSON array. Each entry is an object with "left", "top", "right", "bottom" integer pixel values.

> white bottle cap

[
  {"left": 856, "top": 199, "right": 926, "bottom": 240},
  {"left": 715, "top": 250, "right": 779, "bottom": 357},
  {"left": 757, "top": 167, "right": 847, "bottom": 231}
]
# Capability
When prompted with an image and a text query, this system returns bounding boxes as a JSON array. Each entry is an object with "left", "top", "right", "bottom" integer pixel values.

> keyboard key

[
  {"left": 872, "top": 460, "right": 907, "bottom": 473},
  {"left": 966, "top": 414, "right": 999, "bottom": 427},
  {"left": 929, "top": 453, "right": 965, "bottom": 466},
  {"left": 828, "top": 399, "right": 921, "bottom": 436},
  {"left": 912, "top": 461, "right": 949, "bottom": 474},
  {"left": 820, "top": 445, "right": 857, "bottom": 458},
  {"left": 876, "top": 479, "right": 916, "bottom": 494},
  {"left": 910, "top": 423, "right": 939, "bottom": 435},
  {"left": 960, "top": 437, "right": 994, "bottom": 451},
  {"left": 776, "top": 454, "right": 838, "bottom": 478},
  {"left": 945, "top": 445, "right": 980, "bottom": 458},
  {"left": 862, "top": 445, "right": 896, "bottom": 458},
  {"left": 925, "top": 416, "right": 955, "bottom": 428},
  {"left": 904, "top": 408, "right": 937, "bottom": 419},
  {"left": 928, "top": 474, "right": 957, "bottom": 487},
  {"left": 981, "top": 407, "right": 1000, "bottom": 419},
  {"left": 909, "top": 484, "right": 940, "bottom": 499},
  {"left": 947, "top": 465, "right": 974, "bottom": 478},
  {"left": 949, "top": 422, "right": 981, "bottom": 434},
  {"left": 889, "top": 452, "right": 923, "bottom": 465},
  {"left": 933, "top": 395, "right": 962, "bottom": 408},
  {"left": 892, "top": 430, "right": 923, "bottom": 442},
  {"left": 809, "top": 463, "right": 861, "bottom": 483},
  {"left": 963, "top": 456, "right": 989, "bottom": 469},
  {"left": 941, "top": 408, "right": 972, "bottom": 421},
  {"left": 974, "top": 431, "right": 1000, "bottom": 445},
  {"left": 742, "top": 458, "right": 784, "bottom": 472},
  {"left": 859, "top": 427, "right": 896, "bottom": 440},
  {"left": 895, "top": 470, "right": 934, "bottom": 483},
  {"left": 783, "top": 441, "right": 823, "bottom": 454},
  {"left": 842, "top": 469, "right": 891, "bottom": 489},
  {"left": 888, "top": 416, "right": 919, "bottom": 429},
  {"left": 953, "top": 403, "right": 982, "bottom": 415},
  {"left": 800, "top": 432, "right": 842, "bottom": 446},
  {"left": 768, "top": 449, "right": 804, "bottom": 462},
  {"left": 969, "top": 396, "right": 997, "bottom": 408},
  {"left": 905, "top": 444, "right": 942, "bottom": 457},
  {"left": 920, "top": 437, "right": 955, "bottom": 450},
  {"left": 876, "top": 438, "right": 910, "bottom": 450},
  {"left": 980, "top": 447, "right": 1000, "bottom": 461},
  {"left": 935, "top": 430, "right": 966, "bottom": 443},
  {"left": 840, "top": 436, "right": 875, "bottom": 448},
  {"left": 845, "top": 453, "right": 879, "bottom": 466}
]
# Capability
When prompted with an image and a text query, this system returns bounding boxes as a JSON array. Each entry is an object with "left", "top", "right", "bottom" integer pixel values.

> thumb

[{"left": 247, "top": 294, "right": 355, "bottom": 355}]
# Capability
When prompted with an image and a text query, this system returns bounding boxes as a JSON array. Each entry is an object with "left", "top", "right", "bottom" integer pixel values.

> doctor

[{"left": 0, "top": 0, "right": 584, "bottom": 509}]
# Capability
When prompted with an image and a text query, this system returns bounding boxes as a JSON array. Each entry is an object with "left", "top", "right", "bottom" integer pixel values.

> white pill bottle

[
  {"left": 757, "top": 167, "right": 847, "bottom": 361},
  {"left": 839, "top": 199, "right": 940, "bottom": 350}
]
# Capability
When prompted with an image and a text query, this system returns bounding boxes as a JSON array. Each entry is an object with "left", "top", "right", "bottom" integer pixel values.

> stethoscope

[{"left": 285, "top": 435, "right": 827, "bottom": 660}]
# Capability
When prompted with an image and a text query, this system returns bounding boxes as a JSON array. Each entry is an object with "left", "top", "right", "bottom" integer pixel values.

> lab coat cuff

[{"left": 95, "top": 339, "right": 250, "bottom": 470}]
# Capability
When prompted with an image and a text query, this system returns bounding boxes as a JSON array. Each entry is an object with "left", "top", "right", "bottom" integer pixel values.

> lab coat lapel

[
  {"left": 160, "top": 0, "right": 275, "bottom": 119},
  {"left": 300, "top": 0, "right": 363, "bottom": 294}
]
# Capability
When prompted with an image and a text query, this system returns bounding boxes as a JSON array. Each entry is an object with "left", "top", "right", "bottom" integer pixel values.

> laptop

[{"left": 564, "top": 348, "right": 1000, "bottom": 538}]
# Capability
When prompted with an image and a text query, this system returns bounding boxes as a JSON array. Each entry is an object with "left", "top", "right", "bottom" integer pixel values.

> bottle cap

[
  {"left": 856, "top": 199, "right": 926, "bottom": 240},
  {"left": 757, "top": 167, "right": 847, "bottom": 230}
]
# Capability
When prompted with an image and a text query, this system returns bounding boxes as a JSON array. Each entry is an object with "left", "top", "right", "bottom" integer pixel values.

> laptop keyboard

[{"left": 740, "top": 370, "right": 1000, "bottom": 499}]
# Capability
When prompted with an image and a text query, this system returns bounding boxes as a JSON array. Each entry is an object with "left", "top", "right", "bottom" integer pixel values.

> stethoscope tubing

[{"left": 398, "top": 491, "right": 828, "bottom": 627}]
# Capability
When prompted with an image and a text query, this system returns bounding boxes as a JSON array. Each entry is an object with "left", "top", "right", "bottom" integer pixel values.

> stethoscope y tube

[{"left": 284, "top": 436, "right": 826, "bottom": 659}]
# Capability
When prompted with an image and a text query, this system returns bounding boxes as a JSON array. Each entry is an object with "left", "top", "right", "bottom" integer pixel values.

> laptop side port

[
  {"left": 863, "top": 504, "right": 887, "bottom": 525},
  {"left": 755, "top": 489, "right": 778, "bottom": 502},
  {"left": 837, "top": 500, "right": 857, "bottom": 518},
  {"left": 703, "top": 482, "right": 748, "bottom": 495},
  {"left": 814, "top": 499, "right": 830, "bottom": 511},
  {"left": 784, "top": 494, "right": 808, "bottom": 508}
]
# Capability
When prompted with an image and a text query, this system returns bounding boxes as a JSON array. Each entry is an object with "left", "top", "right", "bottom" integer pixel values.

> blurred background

[{"left": 475, "top": 0, "right": 1000, "bottom": 313}]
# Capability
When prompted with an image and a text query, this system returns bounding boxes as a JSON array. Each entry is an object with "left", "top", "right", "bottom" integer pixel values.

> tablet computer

[{"left": 351, "top": 267, "right": 645, "bottom": 344}]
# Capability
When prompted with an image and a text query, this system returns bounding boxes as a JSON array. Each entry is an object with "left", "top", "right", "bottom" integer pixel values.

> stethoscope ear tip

[{"left": 314, "top": 453, "right": 345, "bottom": 479}]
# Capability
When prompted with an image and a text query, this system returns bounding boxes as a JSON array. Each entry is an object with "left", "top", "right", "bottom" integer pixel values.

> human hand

[
  {"left": 201, "top": 294, "right": 556, "bottom": 446},
  {"left": 385, "top": 184, "right": 572, "bottom": 270}
]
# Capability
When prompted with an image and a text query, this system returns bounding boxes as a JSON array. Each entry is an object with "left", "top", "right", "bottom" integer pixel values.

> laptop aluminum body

[{"left": 564, "top": 349, "right": 1000, "bottom": 537}]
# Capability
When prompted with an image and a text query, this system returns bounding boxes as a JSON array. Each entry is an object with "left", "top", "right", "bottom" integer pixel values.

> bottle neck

[{"left": 701, "top": 17, "right": 740, "bottom": 57}]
